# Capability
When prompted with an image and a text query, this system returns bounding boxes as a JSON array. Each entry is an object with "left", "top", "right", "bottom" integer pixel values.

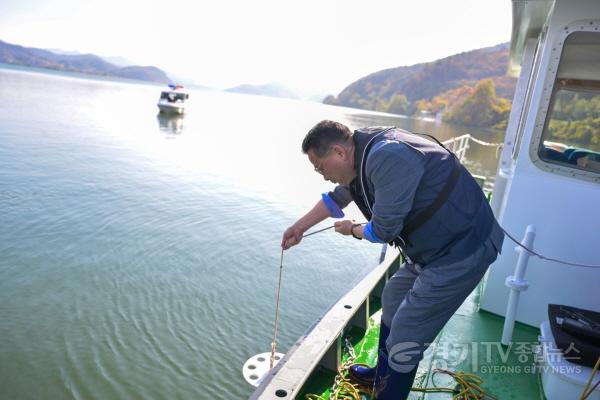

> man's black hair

[{"left": 302, "top": 120, "right": 352, "bottom": 157}]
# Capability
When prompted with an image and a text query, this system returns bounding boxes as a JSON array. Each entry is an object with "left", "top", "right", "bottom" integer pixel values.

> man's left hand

[{"left": 334, "top": 220, "right": 355, "bottom": 236}]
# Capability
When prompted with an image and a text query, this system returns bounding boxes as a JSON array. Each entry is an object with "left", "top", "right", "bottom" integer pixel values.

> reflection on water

[{"left": 156, "top": 113, "right": 185, "bottom": 135}]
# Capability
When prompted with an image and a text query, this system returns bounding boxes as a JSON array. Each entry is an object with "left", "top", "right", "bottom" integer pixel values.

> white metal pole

[{"left": 501, "top": 225, "right": 535, "bottom": 345}]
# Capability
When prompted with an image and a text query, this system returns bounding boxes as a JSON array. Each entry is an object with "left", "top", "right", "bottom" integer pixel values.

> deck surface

[{"left": 298, "top": 283, "right": 544, "bottom": 399}]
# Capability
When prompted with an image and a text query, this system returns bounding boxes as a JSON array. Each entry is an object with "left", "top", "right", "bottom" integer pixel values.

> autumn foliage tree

[
  {"left": 385, "top": 94, "right": 410, "bottom": 115},
  {"left": 444, "top": 79, "right": 511, "bottom": 127}
]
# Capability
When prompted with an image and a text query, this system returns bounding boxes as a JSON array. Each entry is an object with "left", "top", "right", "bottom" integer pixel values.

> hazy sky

[{"left": 0, "top": 0, "right": 511, "bottom": 95}]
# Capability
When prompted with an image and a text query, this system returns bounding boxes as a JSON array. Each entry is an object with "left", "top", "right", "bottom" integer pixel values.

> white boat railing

[
  {"left": 443, "top": 134, "right": 471, "bottom": 162},
  {"left": 442, "top": 134, "right": 503, "bottom": 192},
  {"left": 442, "top": 134, "right": 503, "bottom": 163}
]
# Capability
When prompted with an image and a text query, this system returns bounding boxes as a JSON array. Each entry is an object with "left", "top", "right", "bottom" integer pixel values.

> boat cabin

[
  {"left": 159, "top": 90, "right": 189, "bottom": 103},
  {"left": 157, "top": 84, "right": 189, "bottom": 115}
]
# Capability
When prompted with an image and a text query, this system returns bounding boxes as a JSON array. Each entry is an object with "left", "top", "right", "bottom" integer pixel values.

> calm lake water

[{"left": 0, "top": 66, "right": 503, "bottom": 399}]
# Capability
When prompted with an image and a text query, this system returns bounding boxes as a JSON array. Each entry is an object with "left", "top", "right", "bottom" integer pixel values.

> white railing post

[
  {"left": 442, "top": 134, "right": 471, "bottom": 163},
  {"left": 459, "top": 135, "right": 469, "bottom": 162},
  {"left": 501, "top": 225, "right": 535, "bottom": 345}
]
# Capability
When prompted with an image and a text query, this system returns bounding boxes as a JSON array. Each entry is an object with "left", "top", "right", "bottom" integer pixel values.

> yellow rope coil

[
  {"left": 304, "top": 338, "right": 498, "bottom": 399},
  {"left": 305, "top": 339, "right": 371, "bottom": 400}
]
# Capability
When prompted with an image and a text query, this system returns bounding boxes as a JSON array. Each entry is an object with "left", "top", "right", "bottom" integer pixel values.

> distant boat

[{"left": 157, "top": 84, "right": 189, "bottom": 115}]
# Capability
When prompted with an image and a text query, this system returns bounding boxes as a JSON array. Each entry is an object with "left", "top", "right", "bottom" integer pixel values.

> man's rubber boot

[
  {"left": 347, "top": 321, "right": 390, "bottom": 387},
  {"left": 372, "top": 348, "right": 418, "bottom": 400}
]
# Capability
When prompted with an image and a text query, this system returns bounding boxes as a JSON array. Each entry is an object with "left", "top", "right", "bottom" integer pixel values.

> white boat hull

[{"left": 157, "top": 103, "right": 185, "bottom": 115}]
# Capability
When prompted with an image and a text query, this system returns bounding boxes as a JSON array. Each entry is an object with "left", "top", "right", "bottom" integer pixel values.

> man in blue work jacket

[{"left": 281, "top": 120, "right": 504, "bottom": 399}]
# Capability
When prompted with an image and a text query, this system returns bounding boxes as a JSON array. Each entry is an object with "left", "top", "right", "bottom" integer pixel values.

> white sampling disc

[{"left": 242, "top": 352, "right": 284, "bottom": 387}]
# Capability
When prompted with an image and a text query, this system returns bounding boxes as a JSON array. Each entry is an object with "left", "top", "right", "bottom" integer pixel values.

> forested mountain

[
  {"left": 0, "top": 40, "right": 171, "bottom": 83},
  {"left": 324, "top": 43, "right": 517, "bottom": 128}
]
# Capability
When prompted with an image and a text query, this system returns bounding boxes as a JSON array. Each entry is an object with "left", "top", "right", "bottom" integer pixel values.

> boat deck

[{"left": 298, "top": 283, "right": 544, "bottom": 399}]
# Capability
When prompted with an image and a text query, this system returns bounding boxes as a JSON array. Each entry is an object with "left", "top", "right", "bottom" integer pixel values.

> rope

[
  {"left": 439, "top": 133, "right": 599, "bottom": 269},
  {"left": 502, "top": 227, "right": 600, "bottom": 269},
  {"left": 303, "top": 225, "right": 335, "bottom": 238},
  {"left": 302, "top": 223, "right": 365, "bottom": 238},
  {"left": 276, "top": 217, "right": 597, "bottom": 400},
  {"left": 404, "top": 369, "right": 498, "bottom": 399},
  {"left": 304, "top": 339, "right": 370, "bottom": 400},
  {"left": 292, "top": 229, "right": 497, "bottom": 399},
  {"left": 270, "top": 248, "right": 284, "bottom": 369},
  {"left": 441, "top": 133, "right": 599, "bottom": 268},
  {"left": 580, "top": 357, "right": 600, "bottom": 400},
  {"left": 305, "top": 361, "right": 498, "bottom": 399},
  {"left": 301, "top": 222, "right": 600, "bottom": 269},
  {"left": 467, "top": 136, "right": 503, "bottom": 147},
  {"left": 441, "top": 134, "right": 502, "bottom": 148},
  {"left": 430, "top": 369, "right": 495, "bottom": 400},
  {"left": 583, "top": 380, "right": 600, "bottom": 400},
  {"left": 270, "top": 223, "right": 363, "bottom": 371}
]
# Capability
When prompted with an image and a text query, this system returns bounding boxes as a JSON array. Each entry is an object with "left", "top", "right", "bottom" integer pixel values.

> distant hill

[
  {"left": 324, "top": 43, "right": 517, "bottom": 126},
  {"left": 226, "top": 83, "right": 300, "bottom": 99},
  {"left": 113, "top": 66, "right": 170, "bottom": 82},
  {"left": 0, "top": 40, "right": 171, "bottom": 84}
]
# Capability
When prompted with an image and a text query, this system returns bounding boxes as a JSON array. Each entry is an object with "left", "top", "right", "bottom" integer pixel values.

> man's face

[{"left": 308, "top": 147, "right": 345, "bottom": 184}]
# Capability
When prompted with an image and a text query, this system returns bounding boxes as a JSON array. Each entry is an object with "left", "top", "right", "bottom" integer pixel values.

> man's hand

[
  {"left": 334, "top": 220, "right": 356, "bottom": 236},
  {"left": 281, "top": 224, "right": 305, "bottom": 250}
]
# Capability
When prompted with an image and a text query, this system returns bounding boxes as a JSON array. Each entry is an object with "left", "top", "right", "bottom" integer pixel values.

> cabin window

[
  {"left": 160, "top": 92, "right": 187, "bottom": 102},
  {"left": 537, "top": 31, "right": 600, "bottom": 175},
  {"left": 538, "top": 81, "right": 600, "bottom": 173}
]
